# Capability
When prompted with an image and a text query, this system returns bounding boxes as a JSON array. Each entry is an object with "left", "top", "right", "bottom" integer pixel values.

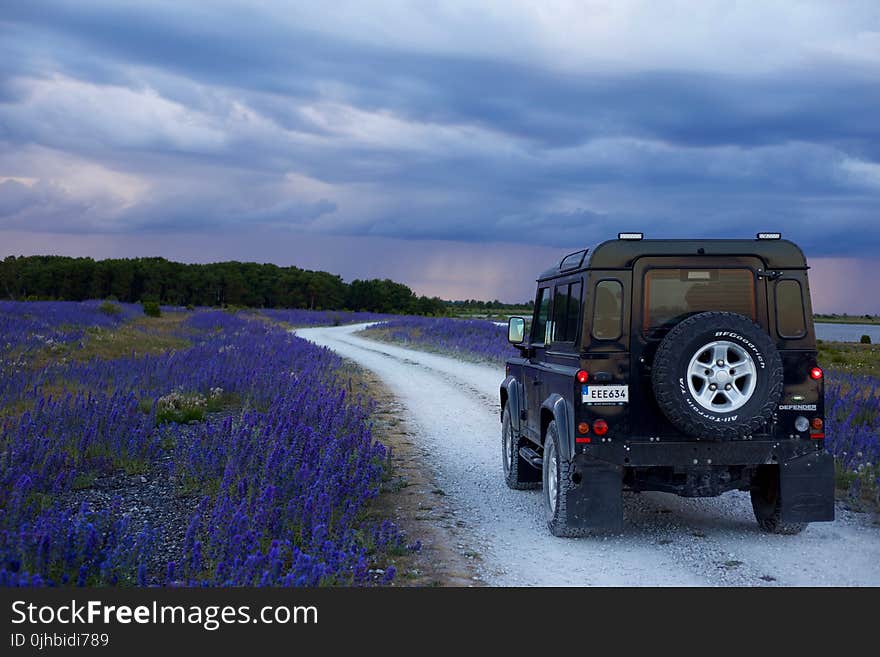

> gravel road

[{"left": 298, "top": 323, "right": 880, "bottom": 586}]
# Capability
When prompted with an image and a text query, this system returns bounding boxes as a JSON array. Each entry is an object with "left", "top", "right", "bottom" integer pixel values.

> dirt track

[{"left": 298, "top": 323, "right": 880, "bottom": 586}]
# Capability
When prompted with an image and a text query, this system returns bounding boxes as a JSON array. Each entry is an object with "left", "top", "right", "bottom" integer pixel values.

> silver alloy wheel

[
  {"left": 546, "top": 439, "right": 558, "bottom": 514},
  {"left": 686, "top": 340, "right": 757, "bottom": 412},
  {"left": 503, "top": 419, "right": 512, "bottom": 475}
]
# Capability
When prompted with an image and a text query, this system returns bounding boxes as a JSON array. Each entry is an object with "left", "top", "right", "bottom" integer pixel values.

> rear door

[
  {"left": 630, "top": 256, "right": 769, "bottom": 436},
  {"left": 581, "top": 272, "right": 632, "bottom": 433}
]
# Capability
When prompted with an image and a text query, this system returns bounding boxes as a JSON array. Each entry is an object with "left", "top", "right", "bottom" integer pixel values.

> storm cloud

[{"left": 1, "top": 1, "right": 879, "bottom": 302}]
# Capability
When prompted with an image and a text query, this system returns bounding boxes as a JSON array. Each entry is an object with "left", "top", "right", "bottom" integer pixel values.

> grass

[
  {"left": 29, "top": 314, "right": 191, "bottom": 368},
  {"left": 360, "top": 326, "right": 423, "bottom": 342},
  {"left": 818, "top": 340, "right": 880, "bottom": 377}
]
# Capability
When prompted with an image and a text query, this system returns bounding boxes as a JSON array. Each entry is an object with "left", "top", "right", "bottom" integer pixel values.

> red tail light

[
  {"left": 577, "top": 422, "right": 590, "bottom": 434},
  {"left": 810, "top": 367, "right": 823, "bottom": 380},
  {"left": 811, "top": 417, "right": 824, "bottom": 430},
  {"left": 576, "top": 370, "right": 589, "bottom": 384},
  {"left": 593, "top": 419, "right": 608, "bottom": 436}
]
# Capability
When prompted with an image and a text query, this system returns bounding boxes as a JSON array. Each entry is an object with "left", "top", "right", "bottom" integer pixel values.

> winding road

[{"left": 298, "top": 323, "right": 880, "bottom": 586}]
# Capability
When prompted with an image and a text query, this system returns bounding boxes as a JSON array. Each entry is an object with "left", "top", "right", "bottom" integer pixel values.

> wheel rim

[
  {"left": 686, "top": 340, "right": 757, "bottom": 412},
  {"left": 503, "top": 420, "right": 512, "bottom": 475},
  {"left": 546, "top": 439, "right": 558, "bottom": 514}
]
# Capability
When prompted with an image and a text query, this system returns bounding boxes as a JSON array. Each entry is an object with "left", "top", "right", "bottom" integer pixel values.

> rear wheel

[
  {"left": 502, "top": 406, "right": 540, "bottom": 490},
  {"left": 751, "top": 465, "right": 807, "bottom": 535},
  {"left": 543, "top": 421, "right": 589, "bottom": 538}
]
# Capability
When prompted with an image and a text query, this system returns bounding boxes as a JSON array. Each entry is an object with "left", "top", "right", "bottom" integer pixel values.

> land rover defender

[{"left": 500, "top": 233, "right": 834, "bottom": 537}]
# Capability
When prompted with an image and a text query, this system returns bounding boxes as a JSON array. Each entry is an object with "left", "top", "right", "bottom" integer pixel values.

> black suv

[{"left": 501, "top": 233, "right": 834, "bottom": 537}]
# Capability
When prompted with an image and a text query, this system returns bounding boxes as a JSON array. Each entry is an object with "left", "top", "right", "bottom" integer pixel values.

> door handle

[{"left": 533, "top": 379, "right": 542, "bottom": 386}]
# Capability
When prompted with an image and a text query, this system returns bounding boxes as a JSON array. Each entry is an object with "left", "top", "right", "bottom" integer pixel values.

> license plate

[{"left": 582, "top": 385, "right": 628, "bottom": 405}]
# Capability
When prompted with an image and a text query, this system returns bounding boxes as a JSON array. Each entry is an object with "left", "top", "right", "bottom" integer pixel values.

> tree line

[
  {"left": 0, "top": 255, "right": 448, "bottom": 315},
  {"left": 447, "top": 299, "right": 534, "bottom": 311}
]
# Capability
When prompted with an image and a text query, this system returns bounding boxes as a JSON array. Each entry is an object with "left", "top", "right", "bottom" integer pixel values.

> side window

[
  {"left": 551, "top": 285, "right": 568, "bottom": 343},
  {"left": 776, "top": 279, "right": 806, "bottom": 338},
  {"left": 565, "top": 282, "right": 582, "bottom": 342},
  {"left": 532, "top": 287, "right": 551, "bottom": 344},
  {"left": 551, "top": 281, "right": 582, "bottom": 344},
  {"left": 592, "top": 280, "right": 623, "bottom": 340}
]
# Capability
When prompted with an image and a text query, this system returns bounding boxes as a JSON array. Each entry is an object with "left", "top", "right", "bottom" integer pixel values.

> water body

[
  {"left": 815, "top": 323, "right": 880, "bottom": 343},
  {"left": 494, "top": 319, "right": 878, "bottom": 342}
]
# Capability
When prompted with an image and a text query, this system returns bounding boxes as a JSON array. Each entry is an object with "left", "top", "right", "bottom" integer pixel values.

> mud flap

[
  {"left": 780, "top": 451, "right": 835, "bottom": 523},
  {"left": 567, "top": 457, "right": 624, "bottom": 531}
]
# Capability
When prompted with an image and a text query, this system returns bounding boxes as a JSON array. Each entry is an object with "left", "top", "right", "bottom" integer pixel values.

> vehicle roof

[{"left": 537, "top": 238, "right": 808, "bottom": 281}]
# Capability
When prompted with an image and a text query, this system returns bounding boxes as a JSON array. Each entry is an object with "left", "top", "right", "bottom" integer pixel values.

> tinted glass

[
  {"left": 592, "top": 280, "right": 623, "bottom": 340},
  {"left": 776, "top": 279, "right": 806, "bottom": 338},
  {"left": 565, "top": 282, "right": 582, "bottom": 342},
  {"left": 644, "top": 268, "right": 755, "bottom": 334},
  {"left": 533, "top": 287, "right": 551, "bottom": 344},
  {"left": 551, "top": 285, "right": 567, "bottom": 343},
  {"left": 551, "top": 282, "right": 582, "bottom": 343}
]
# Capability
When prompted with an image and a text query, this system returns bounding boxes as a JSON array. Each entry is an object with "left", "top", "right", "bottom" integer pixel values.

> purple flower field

[
  {"left": 0, "top": 300, "right": 142, "bottom": 357},
  {"left": 365, "top": 316, "right": 516, "bottom": 364},
  {"left": 1, "top": 305, "right": 404, "bottom": 587},
  {"left": 825, "top": 373, "right": 880, "bottom": 498},
  {"left": 368, "top": 316, "right": 880, "bottom": 502}
]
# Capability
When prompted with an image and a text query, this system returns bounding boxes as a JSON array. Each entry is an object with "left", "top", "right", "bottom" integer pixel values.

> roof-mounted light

[
  {"left": 757, "top": 232, "right": 782, "bottom": 240},
  {"left": 618, "top": 232, "right": 643, "bottom": 240}
]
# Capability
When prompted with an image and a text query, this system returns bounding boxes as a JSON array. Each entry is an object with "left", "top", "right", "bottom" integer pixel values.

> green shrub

[
  {"left": 99, "top": 300, "right": 122, "bottom": 316},
  {"left": 154, "top": 387, "right": 225, "bottom": 424},
  {"left": 861, "top": 334, "right": 872, "bottom": 344},
  {"left": 142, "top": 300, "right": 162, "bottom": 317},
  {"left": 155, "top": 391, "right": 206, "bottom": 424}
]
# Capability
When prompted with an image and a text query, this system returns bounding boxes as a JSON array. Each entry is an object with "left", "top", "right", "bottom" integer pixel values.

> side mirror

[{"left": 507, "top": 317, "right": 525, "bottom": 344}]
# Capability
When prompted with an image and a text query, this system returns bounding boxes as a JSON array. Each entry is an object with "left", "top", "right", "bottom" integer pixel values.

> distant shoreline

[{"left": 814, "top": 317, "right": 880, "bottom": 326}]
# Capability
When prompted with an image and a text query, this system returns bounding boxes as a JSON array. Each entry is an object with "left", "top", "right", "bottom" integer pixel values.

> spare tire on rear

[{"left": 651, "top": 311, "right": 783, "bottom": 440}]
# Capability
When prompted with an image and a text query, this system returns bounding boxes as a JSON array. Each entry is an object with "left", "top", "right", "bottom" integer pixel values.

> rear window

[
  {"left": 644, "top": 268, "right": 755, "bottom": 335},
  {"left": 776, "top": 279, "right": 806, "bottom": 338}
]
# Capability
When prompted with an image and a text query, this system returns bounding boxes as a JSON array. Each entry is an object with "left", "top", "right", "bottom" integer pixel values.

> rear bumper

[{"left": 579, "top": 438, "right": 823, "bottom": 468}]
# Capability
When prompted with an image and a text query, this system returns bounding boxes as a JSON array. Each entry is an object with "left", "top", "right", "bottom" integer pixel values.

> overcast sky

[{"left": 1, "top": 1, "right": 879, "bottom": 310}]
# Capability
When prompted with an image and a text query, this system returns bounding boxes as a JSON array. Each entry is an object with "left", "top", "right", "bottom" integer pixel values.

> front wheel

[
  {"left": 502, "top": 406, "right": 541, "bottom": 490},
  {"left": 542, "top": 421, "right": 589, "bottom": 538},
  {"left": 751, "top": 465, "right": 807, "bottom": 535}
]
